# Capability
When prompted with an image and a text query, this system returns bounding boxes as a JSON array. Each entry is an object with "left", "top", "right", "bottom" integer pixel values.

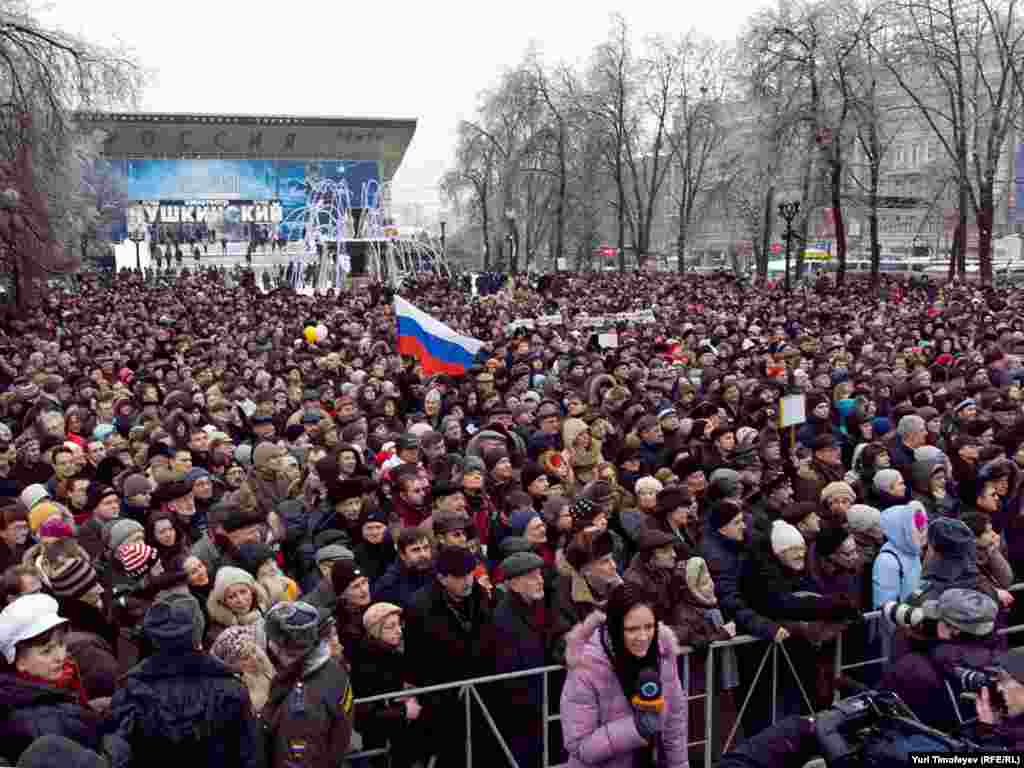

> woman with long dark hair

[{"left": 560, "top": 583, "right": 688, "bottom": 768}]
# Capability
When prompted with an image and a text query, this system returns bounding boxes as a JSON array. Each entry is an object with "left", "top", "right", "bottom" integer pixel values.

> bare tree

[
  {"left": 441, "top": 122, "right": 499, "bottom": 270},
  {"left": 0, "top": 1, "right": 142, "bottom": 307},
  {"left": 665, "top": 34, "right": 732, "bottom": 273},
  {"left": 876, "top": 0, "right": 1024, "bottom": 284},
  {"left": 587, "top": 14, "right": 635, "bottom": 272}
]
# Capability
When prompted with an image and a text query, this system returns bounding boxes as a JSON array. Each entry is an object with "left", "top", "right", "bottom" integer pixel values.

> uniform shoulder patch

[{"left": 339, "top": 683, "right": 353, "bottom": 716}]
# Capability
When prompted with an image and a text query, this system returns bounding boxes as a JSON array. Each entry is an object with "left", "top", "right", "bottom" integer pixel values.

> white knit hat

[{"left": 771, "top": 520, "right": 805, "bottom": 555}]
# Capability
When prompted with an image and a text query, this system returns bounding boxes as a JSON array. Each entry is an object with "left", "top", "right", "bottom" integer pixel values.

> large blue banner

[
  {"left": 121, "top": 159, "right": 379, "bottom": 203},
  {"left": 112, "top": 158, "right": 380, "bottom": 241}
]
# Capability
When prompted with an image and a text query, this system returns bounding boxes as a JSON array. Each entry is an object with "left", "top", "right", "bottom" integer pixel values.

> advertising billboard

[
  {"left": 119, "top": 158, "right": 379, "bottom": 203},
  {"left": 113, "top": 158, "right": 380, "bottom": 241}
]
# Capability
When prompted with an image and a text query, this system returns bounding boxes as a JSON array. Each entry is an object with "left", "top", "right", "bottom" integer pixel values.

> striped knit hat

[
  {"left": 50, "top": 558, "right": 99, "bottom": 599},
  {"left": 117, "top": 542, "right": 157, "bottom": 579}
]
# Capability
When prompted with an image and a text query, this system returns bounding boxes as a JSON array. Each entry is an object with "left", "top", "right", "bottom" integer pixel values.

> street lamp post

[
  {"left": 778, "top": 201, "right": 801, "bottom": 293},
  {"left": 440, "top": 220, "right": 446, "bottom": 258},
  {"left": 128, "top": 229, "right": 145, "bottom": 272}
]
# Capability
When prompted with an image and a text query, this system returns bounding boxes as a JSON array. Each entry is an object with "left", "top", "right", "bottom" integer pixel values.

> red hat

[{"left": 117, "top": 542, "right": 157, "bottom": 579}]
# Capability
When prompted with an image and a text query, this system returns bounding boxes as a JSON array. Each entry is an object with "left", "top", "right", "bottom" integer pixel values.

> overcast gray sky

[{"left": 43, "top": 0, "right": 769, "bottom": 216}]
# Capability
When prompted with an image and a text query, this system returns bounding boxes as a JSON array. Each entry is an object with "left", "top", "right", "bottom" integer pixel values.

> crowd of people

[{"left": 1, "top": 265, "right": 1024, "bottom": 768}]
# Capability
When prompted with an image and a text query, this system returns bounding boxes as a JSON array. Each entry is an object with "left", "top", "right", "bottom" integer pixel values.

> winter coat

[
  {"left": 0, "top": 673, "right": 103, "bottom": 762},
  {"left": 403, "top": 580, "right": 496, "bottom": 690},
  {"left": 494, "top": 586, "right": 569, "bottom": 686},
  {"left": 872, "top": 504, "right": 923, "bottom": 607},
  {"left": 560, "top": 611, "right": 688, "bottom": 768},
  {"left": 623, "top": 555, "right": 687, "bottom": 634},
  {"left": 701, "top": 528, "right": 780, "bottom": 642},
  {"left": 352, "top": 538, "right": 396, "bottom": 586},
  {"left": 370, "top": 561, "right": 434, "bottom": 610},
  {"left": 264, "top": 649, "right": 353, "bottom": 768},
  {"left": 740, "top": 545, "right": 860, "bottom": 625},
  {"left": 879, "top": 639, "right": 1001, "bottom": 733},
  {"left": 107, "top": 650, "right": 262, "bottom": 768},
  {"left": 348, "top": 636, "right": 410, "bottom": 746}
]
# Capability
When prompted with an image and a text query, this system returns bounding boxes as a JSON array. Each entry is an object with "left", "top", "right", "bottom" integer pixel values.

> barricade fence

[{"left": 346, "top": 582, "right": 1024, "bottom": 768}]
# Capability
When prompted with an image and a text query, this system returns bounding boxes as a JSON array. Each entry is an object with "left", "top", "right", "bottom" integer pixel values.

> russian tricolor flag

[{"left": 395, "top": 296, "right": 484, "bottom": 376}]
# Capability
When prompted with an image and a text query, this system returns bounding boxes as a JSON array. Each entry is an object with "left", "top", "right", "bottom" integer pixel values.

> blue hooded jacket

[{"left": 872, "top": 503, "right": 925, "bottom": 607}]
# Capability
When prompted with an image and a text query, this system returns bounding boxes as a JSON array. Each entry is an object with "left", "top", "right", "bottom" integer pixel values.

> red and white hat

[{"left": 118, "top": 542, "right": 157, "bottom": 579}]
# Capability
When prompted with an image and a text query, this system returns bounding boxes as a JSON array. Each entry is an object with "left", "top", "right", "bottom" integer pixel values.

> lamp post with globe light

[{"left": 778, "top": 200, "right": 802, "bottom": 294}]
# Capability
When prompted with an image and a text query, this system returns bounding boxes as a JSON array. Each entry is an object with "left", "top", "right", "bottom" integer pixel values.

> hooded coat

[
  {"left": 560, "top": 611, "right": 688, "bottom": 768},
  {"left": 872, "top": 504, "right": 924, "bottom": 607}
]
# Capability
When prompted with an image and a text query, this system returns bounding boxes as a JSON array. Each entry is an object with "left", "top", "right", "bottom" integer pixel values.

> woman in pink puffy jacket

[{"left": 560, "top": 583, "right": 689, "bottom": 768}]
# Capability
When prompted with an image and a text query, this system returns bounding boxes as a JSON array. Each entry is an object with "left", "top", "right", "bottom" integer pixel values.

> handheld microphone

[{"left": 631, "top": 668, "right": 664, "bottom": 714}]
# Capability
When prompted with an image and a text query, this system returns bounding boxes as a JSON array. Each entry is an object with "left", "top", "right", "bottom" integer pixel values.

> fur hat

[
  {"left": 564, "top": 528, "right": 614, "bottom": 572},
  {"left": 435, "top": 546, "right": 476, "bottom": 577}
]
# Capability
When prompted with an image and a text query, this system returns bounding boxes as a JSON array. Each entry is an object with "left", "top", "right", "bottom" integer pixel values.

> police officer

[{"left": 263, "top": 601, "right": 354, "bottom": 768}]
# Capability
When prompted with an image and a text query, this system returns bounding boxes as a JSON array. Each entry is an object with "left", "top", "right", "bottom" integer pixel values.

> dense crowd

[{"left": 2, "top": 266, "right": 1024, "bottom": 768}]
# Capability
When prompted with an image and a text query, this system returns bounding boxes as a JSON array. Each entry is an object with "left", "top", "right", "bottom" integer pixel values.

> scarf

[{"left": 18, "top": 658, "right": 90, "bottom": 707}]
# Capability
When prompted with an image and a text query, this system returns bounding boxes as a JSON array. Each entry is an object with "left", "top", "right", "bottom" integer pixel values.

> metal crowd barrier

[{"left": 344, "top": 582, "right": 1024, "bottom": 768}]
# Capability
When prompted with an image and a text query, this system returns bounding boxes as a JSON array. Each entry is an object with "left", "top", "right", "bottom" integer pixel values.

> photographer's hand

[{"left": 977, "top": 686, "right": 1000, "bottom": 725}]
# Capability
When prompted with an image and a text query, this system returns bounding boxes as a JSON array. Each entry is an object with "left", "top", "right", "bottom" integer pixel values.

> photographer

[
  {"left": 970, "top": 650, "right": 1024, "bottom": 751},
  {"left": 879, "top": 588, "right": 999, "bottom": 732}
]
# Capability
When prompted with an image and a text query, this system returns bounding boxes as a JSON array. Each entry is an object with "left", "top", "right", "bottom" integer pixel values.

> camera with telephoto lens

[
  {"left": 881, "top": 599, "right": 938, "bottom": 636},
  {"left": 952, "top": 666, "right": 1008, "bottom": 715}
]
